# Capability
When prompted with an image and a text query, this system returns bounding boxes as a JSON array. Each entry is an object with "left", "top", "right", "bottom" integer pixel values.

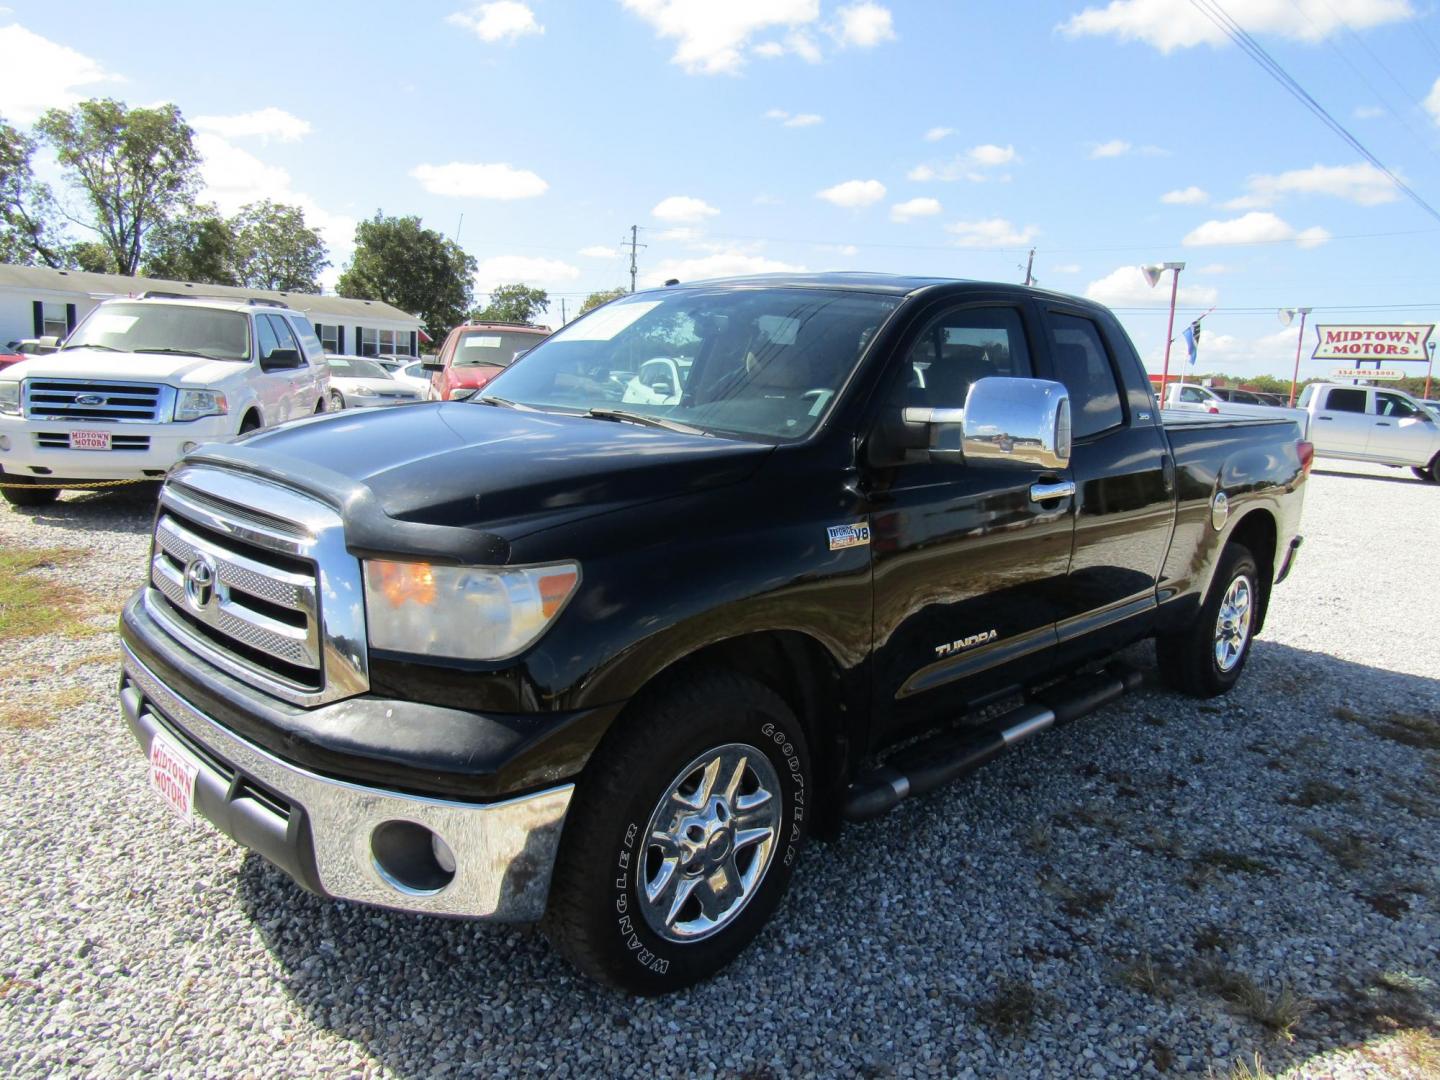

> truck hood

[
  {"left": 186, "top": 402, "right": 773, "bottom": 562},
  {"left": 7, "top": 346, "right": 249, "bottom": 386}
]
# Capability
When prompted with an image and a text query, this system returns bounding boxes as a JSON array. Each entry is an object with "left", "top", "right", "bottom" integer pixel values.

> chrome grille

[
  {"left": 144, "top": 465, "right": 369, "bottom": 707},
  {"left": 25, "top": 379, "right": 166, "bottom": 422}
]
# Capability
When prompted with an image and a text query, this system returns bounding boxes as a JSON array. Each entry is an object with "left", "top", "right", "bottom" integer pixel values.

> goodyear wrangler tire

[
  {"left": 542, "top": 670, "right": 811, "bottom": 994},
  {"left": 1156, "top": 542, "right": 1259, "bottom": 699}
]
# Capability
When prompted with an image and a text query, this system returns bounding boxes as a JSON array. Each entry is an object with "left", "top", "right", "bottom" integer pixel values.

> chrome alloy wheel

[
  {"left": 639, "top": 742, "right": 782, "bottom": 944},
  {"left": 1214, "top": 574, "right": 1253, "bottom": 673}
]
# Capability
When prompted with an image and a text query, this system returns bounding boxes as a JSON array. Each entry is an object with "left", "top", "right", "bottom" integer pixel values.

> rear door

[
  {"left": 1036, "top": 305, "right": 1174, "bottom": 662},
  {"left": 1368, "top": 390, "right": 1437, "bottom": 465},
  {"left": 864, "top": 298, "right": 1075, "bottom": 735},
  {"left": 1311, "top": 386, "right": 1370, "bottom": 456}
]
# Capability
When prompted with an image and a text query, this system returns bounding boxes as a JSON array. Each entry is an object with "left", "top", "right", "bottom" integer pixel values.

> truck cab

[
  {"left": 1298, "top": 382, "right": 1440, "bottom": 482},
  {"left": 0, "top": 293, "right": 330, "bottom": 506},
  {"left": 422, "top": 320, "right": 551, "bottom": 401}
]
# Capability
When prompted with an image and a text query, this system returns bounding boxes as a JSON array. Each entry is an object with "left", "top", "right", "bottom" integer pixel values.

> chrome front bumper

[{"left": 120, "top": 643, "right": 574, "bottom": 921}]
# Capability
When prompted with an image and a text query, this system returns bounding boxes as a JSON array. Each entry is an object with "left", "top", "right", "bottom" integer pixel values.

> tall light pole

[
  {"left": 1280, "top": 307, "right": 1312, "bottom": 406},
  {"left": 1143, "top": 262, "right": 1186, "bottom": 400},
  {"left": 1426, "top": 340, "right": 1436, "bottom": 401}
]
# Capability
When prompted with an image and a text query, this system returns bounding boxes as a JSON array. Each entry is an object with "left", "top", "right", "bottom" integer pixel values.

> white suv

[{"left": 0, "top": 293, "right": 329, "bottom": 506}]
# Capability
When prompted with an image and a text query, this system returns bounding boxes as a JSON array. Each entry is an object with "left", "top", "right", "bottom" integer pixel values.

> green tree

[
  {"left": 140, "top": 204, "right": 237, "bottom": 285},
  {"left": 338, "top": 213, "right": 475, "bottom": 341},
  {"left": 232, "top": 200, "right": 328, "bottom": 292},
  {"left": 36, "top": 98, "right": 200, "bottom": 275},
  {"left": 68, "top": 241, "right": 118, "bottom": 274},
  {"left": 580, "top": 286, "right": 628, "bottom": 314},
  {"left": 0, "top": 117, "right": 68, "bottom": 267},
  {"left": 474, "top": 283, "right": 548, "bottom": 324}
]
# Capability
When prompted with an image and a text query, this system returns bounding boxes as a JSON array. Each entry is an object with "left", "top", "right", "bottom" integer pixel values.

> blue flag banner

[{"left": 1183, "top": 319, "right": 1201, "bottom": 366}]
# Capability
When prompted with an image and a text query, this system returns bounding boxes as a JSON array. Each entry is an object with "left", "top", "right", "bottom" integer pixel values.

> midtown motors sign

[{"left": 1313, "top": 324, "right": 1434, "bottom": 362}]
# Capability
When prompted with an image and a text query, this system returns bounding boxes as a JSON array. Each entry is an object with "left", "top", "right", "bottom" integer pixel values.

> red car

[
  {"left": 0, "top": 349, "right": 25, "bottom": 371},
  {"left": 423, "top": 321, "right": 551, "bottom": 401}
]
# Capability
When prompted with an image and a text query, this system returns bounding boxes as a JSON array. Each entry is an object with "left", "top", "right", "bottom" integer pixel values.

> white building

[{"left": 0, "top": 264, "right": 426, "bottom": 357}]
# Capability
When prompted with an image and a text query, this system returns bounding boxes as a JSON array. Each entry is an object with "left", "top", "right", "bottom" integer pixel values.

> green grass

[
  {"left": 0, "top": 548, "right": 98, "bottom": 642},
  {"left": 0, "top": 686, "right": 91, "bottom": 730}
]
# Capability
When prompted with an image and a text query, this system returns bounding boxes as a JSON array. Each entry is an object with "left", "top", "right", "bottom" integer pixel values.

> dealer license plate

[
  {"left": 149, "top": 733, "right": 199, "bottom": 823},
  {"left": 71, "top": 429, "right": 111, "bottom": 451}
]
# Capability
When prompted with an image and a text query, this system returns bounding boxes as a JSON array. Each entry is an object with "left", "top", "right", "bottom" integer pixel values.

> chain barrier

[{"left": 0, "top": 477, "right": 152, "bottom": 490}]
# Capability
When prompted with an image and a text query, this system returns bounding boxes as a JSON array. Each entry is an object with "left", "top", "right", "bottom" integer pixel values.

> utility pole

[
  {"left": 560, "top": 298, "right": 567, "bottom": 326},
  {"left": 626, "top": 225, "right": 647, "bottom": 293},
  {"left": 1023, "top": 248, "right": 1035, "bottom": 287}
]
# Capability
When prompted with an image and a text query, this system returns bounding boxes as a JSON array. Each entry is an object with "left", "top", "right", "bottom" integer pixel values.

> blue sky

[{"left": 4, "top": 0, "right": 1440, "bottom": 379}]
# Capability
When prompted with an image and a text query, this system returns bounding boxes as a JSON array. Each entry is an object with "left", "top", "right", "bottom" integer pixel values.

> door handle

[
  {"left": 1030, "top": 480, "right": 1076, "bottom": 502},
  {"left": 1317, "top": 415, "right": 1333, "bottom": 421},
  {"left": 1375, "top": 421, "right": 1391, "bottom": 426}
]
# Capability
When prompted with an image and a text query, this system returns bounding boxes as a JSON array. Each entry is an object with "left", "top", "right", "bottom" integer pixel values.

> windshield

[
  {"left": 453, "top": 330, "right": 545, "bottom": 367},
  {"left": 479, "top": 288, "right": 900, "bottom": 441},
  {"left": 64, "top": 302, "right": 250, "bottom": 361},
  {"left": 327, "top": 356, "right": 391, "bottom": 379}
]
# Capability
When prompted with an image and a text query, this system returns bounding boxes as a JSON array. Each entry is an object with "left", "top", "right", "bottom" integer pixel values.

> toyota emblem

[{"left": 183, "top": 555, "right": 217, "bottom": 611}]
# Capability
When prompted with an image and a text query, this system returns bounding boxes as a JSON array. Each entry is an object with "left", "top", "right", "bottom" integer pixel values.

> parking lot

[{"left": 1, "top": 460, "right": 1436, "bottom": 1078}]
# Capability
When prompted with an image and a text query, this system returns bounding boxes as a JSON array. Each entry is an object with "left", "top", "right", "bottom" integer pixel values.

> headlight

[
  {"left": 350, "top": 385, "right": 378, "bottom": 397},
  {"left": 0, "top": 381, "right": 17, "bottom": 416},
  {"left": 173, "top": 389, "right": 228, "bottom": 422},
  {"left": 363, "top": 560, "right": 580, "bottom": 660}
]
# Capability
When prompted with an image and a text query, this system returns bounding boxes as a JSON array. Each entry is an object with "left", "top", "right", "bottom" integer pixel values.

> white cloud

[
  {"left": 910, "top": 143, "right": 1018, "bottom": 182},
  {"left": 832, "top": 2, "right": 896, "bottom": 47},
  {"left": 1424, "top": 77, "right": 1440, "bottom": 124},
  {"left": 753, "top": 40, "right": 786, "bottom": 58},
  {"left": 1168, "top": 327, "right": 1301, "bottom": 377},
  {"left": 1183, "top": 211, "right": 1330, "bottom": 248},
  {"left": 1083, "top": 265, "right": 1219, "bottom": 307},
  {"left": 752, "top": 193, "right": 783, "bottom": 205},
  {"left": 1354, "top": 104, "right": 1385, "bottom": 119},
  {"left": 622, "top": 0, "right": 823, "bottom": 74},
  {"left": 1059, "top": 0, "right": 1415, "bottom": 53},
  {"left": 1091, "top": 139, "right": 1131, "bottom": 159},
  {"left": 765, "top": 108, "right": 823, "bottom": 126},
  {"left": 409, "top": 162, "right": 548, "bottom": 199},
  {"left": 652, "top": 195, "right": 720, "bottom": 222},
  {"left": 643, "top": 250, "right": 805, "bottom": 287},
  {"left": 817, "top": 178, "right": 886, "bottom": 208},
  {"left": 946, "top": 218, "right": 1038, "bottom": 247},
  {"left": 786, "top": 30, "right": 823, "bottom": 62},
  {"left": 194, "top": 133, "right": 355, "bottom": 275},
  {"left": 923, "top": 126, "right": 954, "bottom": 142},
  {"left": 445, "top": 2, "right": 544, "bottom": 43},
  {"left": 474, "top": 255, "right": 580, "bottom": 295},
  {"left": 1225, "top": 162, "right": 1398, "bottom": 208},
  {"left": 890, "top": 196, "right": 942, "bottom": 222},
  {"left": 192, "top": 107, "right": 311, "bottom": 143},
  {"left": 0, "top": 23, "right": 121, "bottom": 122},
  {"left": 579, "top": 245, "right": 619, "bottom": 257},
  {"left": 1161, "top": 185, "right": 1210, "bottom": 205}
]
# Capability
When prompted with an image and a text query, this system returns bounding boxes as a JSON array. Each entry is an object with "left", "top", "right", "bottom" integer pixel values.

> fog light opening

[
  {"left": 181, "top": 441, "right": 199, "bottom": 454},
  {"left": 0, "top": 434, "right": 10, "bottom": 451},
  {"left": 370, "top": 820, "right": 456, "bottom": 895}
]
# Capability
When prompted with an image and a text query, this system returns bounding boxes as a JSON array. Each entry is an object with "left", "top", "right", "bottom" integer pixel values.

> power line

[{"left": 1189, "top": 0, "right": 1440, "bottom": 225}]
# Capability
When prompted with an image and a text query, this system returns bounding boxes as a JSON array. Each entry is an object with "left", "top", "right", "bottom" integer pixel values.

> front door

[
  {"left": 864, "top": 300, "right": 1076, "bottom": 738},
  {"left": 1038, "top": 307, "right": 1173, "bottom": 663},
  {"left": 1368, "top": 390, "right": 1436, "bottom": 465}
]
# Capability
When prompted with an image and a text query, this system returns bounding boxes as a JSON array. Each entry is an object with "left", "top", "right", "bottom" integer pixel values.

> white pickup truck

[
  {"left": 0, "top": 293, "right": 329, "bottom": 506},
  {"left": 1163, "top": 382, "right": 1309, "bottom": 429},
  {"left": 1297, "top": 382, "right": 1440, "bottom": 483}
]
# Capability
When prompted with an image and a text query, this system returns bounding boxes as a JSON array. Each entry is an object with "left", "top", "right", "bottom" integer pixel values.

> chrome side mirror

[{"left": 902, "top": 376, "right": 1071, "bottom": 469}]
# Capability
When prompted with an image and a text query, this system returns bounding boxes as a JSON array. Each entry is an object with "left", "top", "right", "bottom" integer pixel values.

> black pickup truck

[{"left": 118, "top": 274, "right": 1309, "bottom": 993}]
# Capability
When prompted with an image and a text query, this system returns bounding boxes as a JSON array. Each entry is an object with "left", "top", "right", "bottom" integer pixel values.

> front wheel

[
  {"left": 1156, "top": 542, "right": 1260, "bottom": 698},
  {"left": 1413, "top": 456, "right": 1440, "bottom": 483},
  {"left": 1, "top": 481, "right": 60, "bottom": 508},
  {"left": 328, "top": 389, "right": 345, "bottom": 411},
  {"left": 542, "top": 670, "right": 811, "bottom": 994}
]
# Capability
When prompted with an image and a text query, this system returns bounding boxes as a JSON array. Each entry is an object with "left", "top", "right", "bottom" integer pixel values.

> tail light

[{"left": 1297, "top": 440, "right": 1315, "bottom": 475}]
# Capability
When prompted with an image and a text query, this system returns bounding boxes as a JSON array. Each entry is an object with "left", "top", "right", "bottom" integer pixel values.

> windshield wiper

[
  {"left": 585, "top": 407, "right": 709, "bottom": 436},
  {"left": 476, "top": 394, "right": 525, "bottom": 409},
  {"left": 63, "top": 343, "right": 122, "bottom": 352},
  {"left": 134, "top": 347, "right": 239, "bottom": 362}
]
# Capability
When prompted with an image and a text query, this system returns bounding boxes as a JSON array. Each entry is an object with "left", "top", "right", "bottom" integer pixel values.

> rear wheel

[
  {"left": 542, "top": 670, "right": 811, "bottom": 994},
  {"left": 1413, "top": 455, "right": 1440, "bottom": 483},
  {"left": 328, "top": 389, "right": 345, "bottom": 411},
  {"left": 1, "top": 480, "right": 60, "bottom": 508},
  {"left": 1156, "top": 542, "right": 1259, "bottom": 698}
]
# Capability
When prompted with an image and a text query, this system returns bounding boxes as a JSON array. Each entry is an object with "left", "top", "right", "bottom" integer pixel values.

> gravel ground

[{"left": 1, "top": 461, "right": 1437, "bottom": 1078}]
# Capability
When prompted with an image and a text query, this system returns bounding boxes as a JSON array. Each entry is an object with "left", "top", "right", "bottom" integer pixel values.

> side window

[
  {"left": 263, "top": 315, "right": 300, "bottom": 357},
  {"left": 1297, "top": 384, "right": 1314, "bottom": 407},
  {"left": 255, "top": 316, "right": 281, "bottom": 361},
  {"left": 886, "top": 305, "right": 1031, "bottom": 409},
  {"left": 288, "top": 316, "right": 324, "bottom": 362},
  {"left": 1179, "top": 386, "right": 1207, "bottom": 404},
  {"left": 1325, "top": 387, "right": 1367, "bottom": 413},
  {"left": 1374, "top": 393, "right": 1420, "bottom": 419},
  {"left": 1048, "top": 312, "right": 1124, "bottom": 438}
]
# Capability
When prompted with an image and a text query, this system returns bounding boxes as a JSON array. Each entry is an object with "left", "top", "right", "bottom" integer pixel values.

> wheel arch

[{"left": 1223, "top": 507, "right": 1277, "bottom": 633}]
